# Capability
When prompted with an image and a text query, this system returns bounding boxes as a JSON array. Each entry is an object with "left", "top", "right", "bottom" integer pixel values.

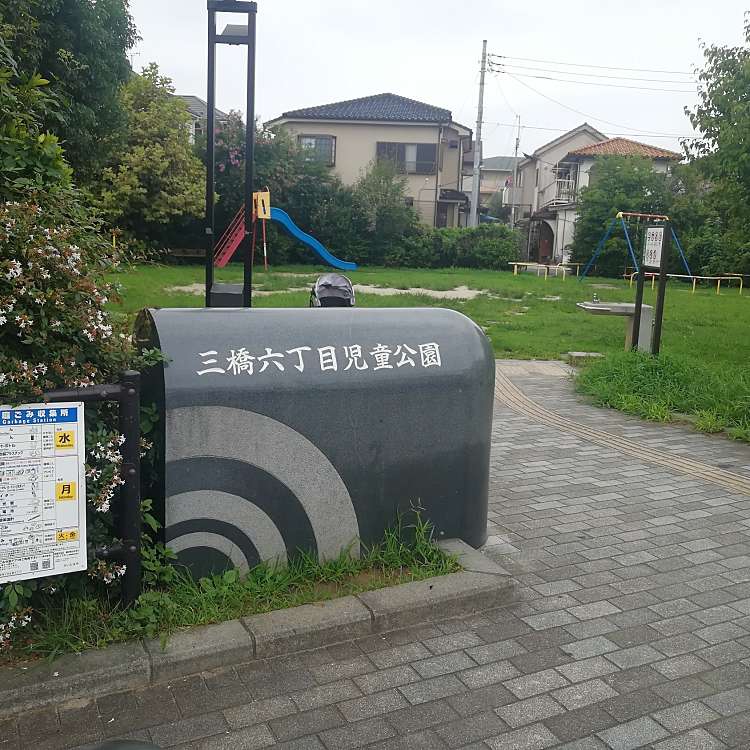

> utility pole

[
  {"left": 469, "top": 40, "right": 487, "bottom": 228},
  {"left": 509, "top": 114, "right": 520, "bottom": 229}
]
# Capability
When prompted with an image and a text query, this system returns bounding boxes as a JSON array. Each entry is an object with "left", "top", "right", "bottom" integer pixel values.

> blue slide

[{"left": 270, "top": 207, "right": 358, "bottom": 271}]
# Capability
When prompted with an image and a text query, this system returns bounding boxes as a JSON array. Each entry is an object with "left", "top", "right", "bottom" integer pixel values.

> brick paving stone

[
  {"left": 368, "top": 729, "right": 448, "bottom": 750},
  {"left": 567, "top": 602, "right": 622, "bottom": 621},
  {"left": 433, "top": 711, "right": 509, "bottom": 747},
  {"left": 651, "top": 700, "right": 720, "bottom": 732},
  {"left": 504, "top": 668, "right": 570, "bottom": 699},
  {"left": 652, "top": 676, "right": 716, "bottom": 706},
  {"left": 352, "top": 665, "right": 421, "bottom": 694},
  {"left": 308, "top": 656, "right": 375, "bottom": 684},
  {"left": 223, "top": 696, "right": 298, "bottom": 729},
  {"left": 703, "top": 686, "right": 750, "bottom": 716},
  {"left": 422, "top": 631, "right": 483, "bottom": 655},
  {"left": 552, "top": 679, "right": 618, "bottom": 710},
  {"left": 368, "top": 642, "right": 432, "bottom": 669},
  {"left": 398, "top": 674, "right": 467, "bottom": 704},
  {"left": 496, "top": 694, "right": 564, "bottom": 728},
  {"left": 386, "top": 700, "right": 460, "bottom": 733},
  {"left": 706, "top": 711, "right": 750, "bottom": 747},
  {"left": 318, "top": 717, "right": 395, "bottom": 749},
  {"left": 465, "top": 639, "right": 527, "bottom": 664},
  {"left": 412, "top": 650, "right": 477, "bottom": 678},
  {"left": 458, "top": 660, "right": 520, "bottom": 689},
  {"left": 149, "top": 712, "right": 229, "bottom": 748},
  {"left": 269, "top": 706, "right": 345, "bottom": 742},
  {"left": 173, "top": 724, "right": 276, "bottom": 750},
  {"left": 290, "top": 679, "right": 362, "bottom": 711},
  {"left": 605, "top": 645, "right": 662, "bottom": 670},
  {"left": 542, "top": 706, "right": 618, "bottom": 743},
  {"left": 485, "top": 722, "right": 559, "bottom": 750},
  {"left": 561, "top": 636, "right": 618, "bottom": 660},
  {"left": 596, "top": 716, "right": 670, "bottom": 750},
  {"left": 556, "top": 656, "right": 619, "bottom": 683},
  {"left": 600, "top": 688, "right": 671, "bottom": 722},
  {"left": 446, "top": 683, "right": 516, "bottom": 717},
  {"left": 652, "top": 654, "right": 712, "bottom": 679},
  {"left": 652, "top": 728, "right": 727, "bottom": 750}
]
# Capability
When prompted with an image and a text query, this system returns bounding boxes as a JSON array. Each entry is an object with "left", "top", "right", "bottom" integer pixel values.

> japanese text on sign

[
  {"left": 196, "top": 342, "right": 443, "bottom": 376},
  {"left": 0, "top": 402, "right": 87, "bottom": 583},
  {"left": 643, "top": 226, "right": 665, "bottom": 269}
]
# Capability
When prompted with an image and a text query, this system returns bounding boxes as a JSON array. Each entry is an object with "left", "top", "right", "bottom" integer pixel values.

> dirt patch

[
  {"left": 353, "top": 284, "right": 482, "bottom": 300},
  {"left": 165, "top": 283, "right": 309, "bottom": 297},
  {"left": 542, "top": 295, "right": 561, "bottom": 301},
  {"left": 591, "top": 284, "right": 618, "bottom": 290}
]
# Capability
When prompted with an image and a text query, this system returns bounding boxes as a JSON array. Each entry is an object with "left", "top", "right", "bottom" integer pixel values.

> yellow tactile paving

[{"left": 494, "top": 365, "right": 750, "bottom": 497}]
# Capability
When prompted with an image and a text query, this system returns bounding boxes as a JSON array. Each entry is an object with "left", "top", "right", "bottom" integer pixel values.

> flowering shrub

[{"left": 0, "top": 192, "right": 162, "bottom": 652}]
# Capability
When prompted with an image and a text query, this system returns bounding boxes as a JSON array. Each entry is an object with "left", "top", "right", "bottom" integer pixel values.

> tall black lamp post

[{"left": 205, "top": 0, "right": 257, "bottom": 308}]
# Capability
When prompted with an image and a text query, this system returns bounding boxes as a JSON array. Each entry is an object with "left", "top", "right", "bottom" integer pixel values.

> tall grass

[
  {"left": 13, "top": 514, "right": 458, "bottom": 661},
  {"left": 576, "top": 351, "right": 750, "bottom": 441}
]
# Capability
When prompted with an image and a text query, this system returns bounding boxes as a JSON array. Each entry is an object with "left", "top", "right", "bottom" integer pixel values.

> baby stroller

[{"left": 309, "top": 273, "right": 355, "bottom": 307}]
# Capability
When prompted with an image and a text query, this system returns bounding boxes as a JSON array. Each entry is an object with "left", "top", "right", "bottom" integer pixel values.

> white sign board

[
  {"left": 0, "top": 402, "right": 87, "bottom": 583},
  {"left": 643, "top": 226, "right": 665, "bottom": 269}
]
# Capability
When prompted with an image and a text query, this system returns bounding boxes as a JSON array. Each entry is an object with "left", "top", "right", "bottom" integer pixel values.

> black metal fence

[{"left": 44, "top": 370, "right": 142, "bottom": 605}]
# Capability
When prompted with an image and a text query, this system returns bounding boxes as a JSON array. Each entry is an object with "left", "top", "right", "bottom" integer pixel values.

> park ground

[{"left": 110, "top": 264, "right": 748, "bottom": 365}]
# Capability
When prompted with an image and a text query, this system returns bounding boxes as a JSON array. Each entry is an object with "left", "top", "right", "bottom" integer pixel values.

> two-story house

[
  {"left": 462, "top": 154, "right": 521, "bottom": 214},
  {"left": 266, "top": 93, "right": 472, "bottom": 228},
  {"left": 513, "top": 124, "right": 681, "bottom": 264},
  {"left": 177, "top": 95, "right": 229, "bottom": 144}
]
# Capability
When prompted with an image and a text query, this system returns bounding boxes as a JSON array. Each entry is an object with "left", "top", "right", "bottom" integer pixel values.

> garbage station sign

[{"left": 0, "top": 402, "right": 87, "bottom": 583}]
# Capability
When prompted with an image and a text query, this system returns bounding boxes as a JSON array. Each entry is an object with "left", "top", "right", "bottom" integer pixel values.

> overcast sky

[{"left": 129, "top": 0, "right": 747, "bottom": 157}]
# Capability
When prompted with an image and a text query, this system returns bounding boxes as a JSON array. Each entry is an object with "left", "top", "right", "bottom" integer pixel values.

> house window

[
  {"left": 404, "top": 197, "right": 414, "bottom": 207},
  {"left": 298, "top": 135, "right": 336, "bottom": 166},
  {"left": 376, "top": 142, "right": 437, "bottom": 174}
]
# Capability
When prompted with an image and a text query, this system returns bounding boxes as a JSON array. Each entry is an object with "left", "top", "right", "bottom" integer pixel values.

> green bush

[
  {"left": 0, "top": 193, "right": 161, "bottom": 651},
  {"left": 384, "top": 222, "right": 520, "bottom": 269}
]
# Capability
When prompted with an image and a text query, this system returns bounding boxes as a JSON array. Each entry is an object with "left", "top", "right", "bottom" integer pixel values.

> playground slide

[{"left": 270, "top": 207, "right": 358, "bottom": 271}]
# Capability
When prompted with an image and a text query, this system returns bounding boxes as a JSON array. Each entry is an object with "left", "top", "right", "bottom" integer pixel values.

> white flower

[
  {"left": 5, "top": 260, "right": 22, "bottom": 280},
  {"left": 0, "top": 315, "right": 6, "bottom": 326}
]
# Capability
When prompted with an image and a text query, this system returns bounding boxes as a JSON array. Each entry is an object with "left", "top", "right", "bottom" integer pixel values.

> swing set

[{"left": 579, "top": 211, "right": 692, "bottom": 281}]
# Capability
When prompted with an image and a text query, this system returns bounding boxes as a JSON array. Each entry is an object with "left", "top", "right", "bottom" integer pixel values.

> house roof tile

[
  {"left": 482, "top": 155, "right": 521, "bottom": 171},
  {"left": 568, "top": 137, "right": 681, "bottom": 159},
  {"left": 277, "top": 93, "right": 453, "bottom": 124}
]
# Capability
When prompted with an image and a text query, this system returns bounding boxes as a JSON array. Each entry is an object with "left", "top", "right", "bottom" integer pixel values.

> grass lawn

[{"left": 109, "top": 262, "right": 750, "bottom": 365}]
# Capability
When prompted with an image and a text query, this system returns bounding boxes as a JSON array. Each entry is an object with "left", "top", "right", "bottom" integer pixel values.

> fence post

[{"left": 118, "top": 370, "right": 142, "bottom": 606}]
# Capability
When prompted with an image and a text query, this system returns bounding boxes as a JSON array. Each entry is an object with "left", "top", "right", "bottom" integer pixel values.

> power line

[
  {"left": 494, "top": 61, "right": 696, "bottom": 85},
  {"left": 481, "top": 121, "right": 698, "bottom": 140},
  {"left": 490, "top": 67, "right": 696, "bottom": 94},
  {"left": 487, "top": 53, "right": 693, "bottom": 76},
  {"left": 500, "top": 72, "right": 695, "bottom": 133}
]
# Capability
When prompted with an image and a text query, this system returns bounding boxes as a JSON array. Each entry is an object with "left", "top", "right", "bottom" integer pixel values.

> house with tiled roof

[
  {"left": 177, "top": 95, "right": 229, "bottom": 143},
  {"left": 266, "top": 93, "right": 472, "bottom": 228},
  {"left": 515, "top": 126, "right": 681, "bottom": 264}
]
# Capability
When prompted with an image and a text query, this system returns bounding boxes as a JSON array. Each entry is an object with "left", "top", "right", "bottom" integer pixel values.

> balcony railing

[{"left": 541, "top": 179, "right": 577, "bottom": 208}]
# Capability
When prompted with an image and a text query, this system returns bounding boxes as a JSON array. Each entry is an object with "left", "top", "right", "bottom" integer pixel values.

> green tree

[
  {"left": 0, "top": 0, "right": 137, "bottom": 182},
  {"left": 96, "top": 64, "right": 205, "bottom": 244},
  {"left": 0, "top": 36, "right": 71, "bottom": 198},
  {"left": 571, "top": 156, "right": 672, "bottom": 277},
  {"left": 685, "top": 15, "right": 750, "bottom": 274},
  {"left": 353, "top": 160, "right": 418, "bottom": 263}
]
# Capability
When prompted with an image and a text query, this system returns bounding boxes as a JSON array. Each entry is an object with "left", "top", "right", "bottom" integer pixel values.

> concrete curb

[{"left": 0, "top": 540, "right": 512, "bottom": 718}]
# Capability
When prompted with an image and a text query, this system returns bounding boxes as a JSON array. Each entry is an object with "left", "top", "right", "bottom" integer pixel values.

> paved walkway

[{"left": 11, "top": 361, "right": 750, "bottom": 749}]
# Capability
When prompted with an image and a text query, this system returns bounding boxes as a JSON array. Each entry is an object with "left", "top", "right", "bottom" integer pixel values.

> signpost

[
  {"left": 0, "top": 402, "right": 87, "bottom": 583},
  {"left": 649, "top": 223, "right": 672, "bottom": 355}
]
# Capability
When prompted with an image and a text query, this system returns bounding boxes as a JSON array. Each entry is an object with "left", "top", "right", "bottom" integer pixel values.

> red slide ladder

[{"left": 213, "top": 205, "right": 246, "bottom": 268}]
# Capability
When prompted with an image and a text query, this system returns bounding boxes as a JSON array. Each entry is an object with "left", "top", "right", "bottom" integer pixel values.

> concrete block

[
  {"left": 0, "top": 642, "right": 150, "bottom": 719},
  {"left": 243, "top": 596, "right": 372, "bottom": 658},
  {"left": 145, "top": 619, "right": 253, "bottom": 682},
  {"left": 357, "top": 571, "right": 512, "bottom": 632}
]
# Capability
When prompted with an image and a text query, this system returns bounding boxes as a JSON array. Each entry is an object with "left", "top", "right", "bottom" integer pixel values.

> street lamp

[{"left": 205, "top": 0, "right": 257, "bottom": 308}]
